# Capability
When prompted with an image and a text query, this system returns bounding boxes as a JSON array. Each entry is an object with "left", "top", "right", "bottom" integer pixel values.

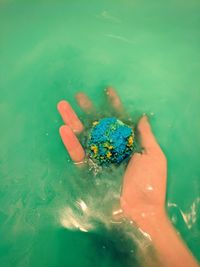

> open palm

[{"left": 57, "top": 88, "right": 167, "bottom": 226}]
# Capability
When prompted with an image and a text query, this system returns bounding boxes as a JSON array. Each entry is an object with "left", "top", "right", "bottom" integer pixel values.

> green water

[{"left": 0, "top": 0, "right": 200, "bottom": 266}]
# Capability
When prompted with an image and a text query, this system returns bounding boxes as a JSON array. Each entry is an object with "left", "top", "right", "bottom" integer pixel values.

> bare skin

[{"left": 57, "top": 88, "right": 199, "bottom": 267}]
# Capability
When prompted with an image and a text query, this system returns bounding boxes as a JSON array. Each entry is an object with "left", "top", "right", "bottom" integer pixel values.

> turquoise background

[{"left": 0, "top": 0, "right": 200, "bottom": 266}]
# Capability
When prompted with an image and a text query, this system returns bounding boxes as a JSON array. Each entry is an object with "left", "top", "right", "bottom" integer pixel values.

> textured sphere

[{"left": 87, "top": 117, "right": 134, "bottom": 165}]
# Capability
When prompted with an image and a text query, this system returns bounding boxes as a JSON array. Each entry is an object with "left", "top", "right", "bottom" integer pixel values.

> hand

[
  {"left": 57, "top": 90, "right": 199, "bottom": 267},
  {"left": 57, "top": 88, "right": 167, "bottom": 225},
  {"left": 121, "top": 116, "right": 167, "bottom": 231}
]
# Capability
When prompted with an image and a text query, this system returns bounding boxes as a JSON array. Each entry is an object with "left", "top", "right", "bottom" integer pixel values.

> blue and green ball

[{"left": 87, "top": 117, "right": 134, "bottom": 165}]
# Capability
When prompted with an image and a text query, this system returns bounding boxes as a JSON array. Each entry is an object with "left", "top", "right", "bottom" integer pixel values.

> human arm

[{"left": 121, "top": 116, "right": 199, "bottom": 267}]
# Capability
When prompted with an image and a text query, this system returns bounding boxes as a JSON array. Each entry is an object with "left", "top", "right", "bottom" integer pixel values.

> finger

[
  {"left": 59, "top": 125, "right": 85, "bottom": 162},
  {"left": 75, "top": 92, "right": 94, "bottom": 114},
  {"left": 57, "top": 100, "right": 84, "bottom": 133},
  {"left": 106, "top": 87, "right": 123, "bottom": 112},
  {"left": 137, "top": 116, "right": 160, "bottom": 153}
]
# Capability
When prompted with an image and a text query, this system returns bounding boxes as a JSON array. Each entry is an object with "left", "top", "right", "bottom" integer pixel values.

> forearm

[{"left": 131, "top": 211, "right": 199, "bottom": 267}]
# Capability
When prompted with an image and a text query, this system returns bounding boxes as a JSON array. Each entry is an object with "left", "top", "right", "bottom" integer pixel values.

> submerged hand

[
  {"left": 57, "top": 88, "right": 166, "bottom": 220},
  {"left": 121, "top": 116, "right": 167, "bottom": 230},
  {"left": 57, "top": 88, "right": 199, "bottom": 267}
]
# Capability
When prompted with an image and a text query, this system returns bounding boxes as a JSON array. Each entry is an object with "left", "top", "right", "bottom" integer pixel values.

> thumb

[{"left": 137, "top": 115, "right": 160, "bottom": 153}]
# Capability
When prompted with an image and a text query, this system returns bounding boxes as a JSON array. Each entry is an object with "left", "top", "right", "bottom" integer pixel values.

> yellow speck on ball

[
  {"left": 103, "top": 143, "right": 113, "bottom": 150},
  {"left": 106, "top": 151, "right": 112, "bottom": 158},
  {"left": 91, "top": 145, "right": 98, "bottom": 154},
  {"left": 128, "top": 136, "right": 133, "bottom": 147},
  {"left": 93, "top": 121, "right": 99, "bottom": 126}
]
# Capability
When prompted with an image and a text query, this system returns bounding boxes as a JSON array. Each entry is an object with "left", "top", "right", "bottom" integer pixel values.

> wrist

[
  {"left": 129, "top": 209, "right": 170, "bottom": 237},
  {"left": 130, "top": 210, "right": 199, "bottom": 267}
]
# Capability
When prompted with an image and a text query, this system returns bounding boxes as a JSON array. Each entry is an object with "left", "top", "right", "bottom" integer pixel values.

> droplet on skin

[
  {"left": 141, "top": 212, "right": 146, "bottom": 218},
  {"left": 146, "top": 185, "right": 153, "bottom": 191}
]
